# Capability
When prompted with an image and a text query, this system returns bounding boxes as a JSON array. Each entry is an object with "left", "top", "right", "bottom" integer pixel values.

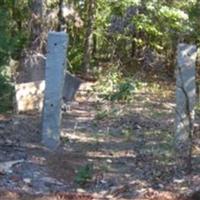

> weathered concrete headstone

[
  {"left": 42, "top": 32, "right": 68, "bottom": 149},
  {"left": 15, "top": 72, "right": 81, "bottom": 113},
  {"left": 175, "top": 43, "right": 197, "bottom": 172},
  {"left": 15, "top": 80, "right": 45, "bottom": 112},
  {"left": 16, "top": 53, "right": 45, "bottom": 83}
]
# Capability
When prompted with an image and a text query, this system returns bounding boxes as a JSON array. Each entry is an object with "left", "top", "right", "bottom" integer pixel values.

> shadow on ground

[{"left": 0, "top": 88, "right": 199, "bottom": 199}]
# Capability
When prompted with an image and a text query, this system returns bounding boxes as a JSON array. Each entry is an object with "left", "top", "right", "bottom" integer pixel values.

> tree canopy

[{"left": 0, "top": 0, "right": 199, "bottom": 73}]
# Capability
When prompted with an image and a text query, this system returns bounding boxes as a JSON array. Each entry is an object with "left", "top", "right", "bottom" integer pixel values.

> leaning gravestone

[
  {"left": 62, "top": 73, "right": 82, "bottom": 103},
  {"left": 42, "top": 32, "right": 68, "bottom": 149},
  {"left": 175, "top": 43, "right": 197, "bottom": 171}
]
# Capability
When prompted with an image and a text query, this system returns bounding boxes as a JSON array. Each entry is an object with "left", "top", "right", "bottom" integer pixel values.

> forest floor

[{"left": 0, "top": 81, "right": 199, "bottom": 200}]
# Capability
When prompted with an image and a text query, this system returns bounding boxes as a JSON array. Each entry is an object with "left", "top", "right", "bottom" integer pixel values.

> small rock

[
  {"left": 22, "top": 185, "right": 32, "bottom": 193},
  {"left": 0, "top": 123, "right": 5, "bottom": 129},
  {"left": 13, "top": 120, "right": 20, "bottom": 125},
  {"left": 106, "top": 159, "right": 112, "bottom": 163},
  {"left": 173, "top": 178, "right": 184, "bottom": 183},
  {"left": 77, "top": 188, "right": 86, "bottom": 193},
  {"left": 40, "top": 177, "right": 63, "bottom": 185},
  {"left": 0, "top": 160, "right": 24, "bottom": 174},
  {"left": 158, "top": 184, "right": 164, "bottom": 189},
  {"left": 23, "top": 178, "right": 31, "bottom": 184},
  {"left": 135, "top": 124, "right": 142, "bottom": 130}
]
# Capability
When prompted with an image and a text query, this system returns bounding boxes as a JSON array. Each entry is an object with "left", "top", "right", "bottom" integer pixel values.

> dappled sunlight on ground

[{"left": 0, "top": 82, "right": 199, "bottom": 199}]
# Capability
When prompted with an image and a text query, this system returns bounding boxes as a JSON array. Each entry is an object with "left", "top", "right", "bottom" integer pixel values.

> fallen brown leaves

[
  {"left": 0, "top": 191, "right": 20, "bottom": 200},
  {"left": 1, "top": 190, "right": 200, "bottom": 200},
  {"left": 37, "top": 193, "right": 95, "bottom": 200},
  {"left": 142, "top": 189, "right": 185, "bottom": 200},
  {"left": 135, "top": 189, "right": 200, "bottom": 200},
  {"left": 0, "top": 191, "right": 97, "bottom": 200}
]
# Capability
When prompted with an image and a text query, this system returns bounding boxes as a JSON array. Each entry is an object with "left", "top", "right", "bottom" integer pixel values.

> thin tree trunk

[
  {"left": 57, "top": 0, "right": 65, "bottom": 31},
  {"left": 83, "top": 0, "right": 95, "bottom": 73},
  {"left": 29, "top": 0, "right": 45, "bottom": 50},
  {"left": 92, "top": 33, "right": 97, "bottom": 57}
]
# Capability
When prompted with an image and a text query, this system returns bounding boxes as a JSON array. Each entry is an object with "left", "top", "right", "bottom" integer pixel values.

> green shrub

[
  {"left": 75, "top": 164, "right": 93, "bottom": 186},
  {"left": 0, "top": 75, "right": 14, "bottom": 113},
  {"left": 93, "top": 66, "right": 140, "bottom": 102},
  {"left": 103, "top": 78, "right": 136, "bottom": 101}
]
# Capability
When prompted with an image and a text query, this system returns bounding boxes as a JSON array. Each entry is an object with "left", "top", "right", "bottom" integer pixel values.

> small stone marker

[
  {"left": 42, "top": 32, "right": 68, "bottom": 149},
  {"left": 175, "top": 43, "right": 197, "bottom": 171}
]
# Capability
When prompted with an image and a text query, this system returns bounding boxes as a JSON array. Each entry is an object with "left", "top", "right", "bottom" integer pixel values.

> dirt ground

[{"left": 0, "top": 82, "right": 199, "bottom": 200}]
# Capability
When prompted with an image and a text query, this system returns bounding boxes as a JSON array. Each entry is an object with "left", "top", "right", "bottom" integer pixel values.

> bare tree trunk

[
  {"left": 83, "top": 0, "right": 95, "bottom": 73},
  {"left": 92, "top": 33, "right": 97, "bottom": 57},
  {"left": 57, "top": 0, "right": 66, "bottom": 31},
  {"left": 16, "top": 0, "right": 46, "bottom": 83},
  {"left": 29, "top": 0, "right": 45, "bottom": 47}
]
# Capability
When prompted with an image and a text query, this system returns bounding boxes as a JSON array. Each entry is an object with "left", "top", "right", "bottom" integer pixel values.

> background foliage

[{"left": 0, "top": 0, "right": 200, "bottom": 111}]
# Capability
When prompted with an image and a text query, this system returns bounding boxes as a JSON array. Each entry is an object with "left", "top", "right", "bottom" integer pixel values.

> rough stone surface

[
  {"left": 175, "top": 43, "right": 197, "bottom": 170},
  {"left": 15, "top": 73, "right": 81, "bottom": 113},
  {"left": 62, "top": 73, "right": 82, "bottom": 103},
  {"left": 15, "top": 81, "right": 45, "bottom": 112},
  {"left": 16, "top": 53, "right": 45, "bottom": 83},
  {"left": 42, "top": 32, "right": 68, "bottom": 149}
]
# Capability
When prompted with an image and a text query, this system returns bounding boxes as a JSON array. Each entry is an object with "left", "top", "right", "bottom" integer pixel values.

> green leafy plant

[
  {"left": 121, "top": 128, "right": 133, "bottom": 141},
  {"left": 93, "top": 65, "right": 122, "bottom": 96},
  {"left": 93, "top": 65, "right": 140, "bottom": 102},
  {"left": 0, "top": 75, "right": 14, "bottom": 113},
  {"left": 104, "top": 79, "right": 136, "bottom": 102},
  {"left": 95, "top": 109, "right": 110, "bottom": 120},
  {"left": 75, "top": 164, "right": 93, "bottom": 186},
  {"left": 60, "top": 136, "right": 70, "bottom": 144}
]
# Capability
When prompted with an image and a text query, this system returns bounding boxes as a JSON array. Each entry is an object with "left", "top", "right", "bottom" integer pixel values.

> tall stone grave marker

[
  {"left": 175, "top": 43, "right": 197, "bottom": 172},
  {"left": 42, "top": 32, "right": 68, "bottom": 149}
]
